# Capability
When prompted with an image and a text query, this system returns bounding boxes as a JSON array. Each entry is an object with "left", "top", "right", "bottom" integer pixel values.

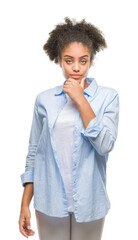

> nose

[{"left": 72, "top": 61, "right": 80, "bottom": 72}]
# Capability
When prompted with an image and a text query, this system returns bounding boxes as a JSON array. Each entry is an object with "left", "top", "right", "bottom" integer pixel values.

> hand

[
  {"left": 62, "top": 77, "right": 86, "bottom": 104},
  {"left": 18, "top": 206, "right": 35, "bottom": 238}
]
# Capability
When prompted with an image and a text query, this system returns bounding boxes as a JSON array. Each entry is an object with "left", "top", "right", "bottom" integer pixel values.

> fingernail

[{"left": 27, "top": 226, "right": 31, "bottom": 229}]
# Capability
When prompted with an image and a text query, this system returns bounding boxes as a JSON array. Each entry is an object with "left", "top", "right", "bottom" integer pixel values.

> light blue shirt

[{"left": 20, "top": 77, "right": 119, "bottom": 223}]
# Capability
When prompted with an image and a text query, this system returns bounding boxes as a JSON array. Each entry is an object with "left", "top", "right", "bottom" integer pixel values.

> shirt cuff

[
  {"left": 81, "top": 115, "right": 104, "bottom": 138},
  {"left": 20, "top": 170, "right": 34, "bottom": 187}
]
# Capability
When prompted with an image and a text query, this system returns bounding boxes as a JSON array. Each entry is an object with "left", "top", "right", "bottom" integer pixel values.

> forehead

[{"left": 62, "top": 42, "right": 90, "bottom": 57}]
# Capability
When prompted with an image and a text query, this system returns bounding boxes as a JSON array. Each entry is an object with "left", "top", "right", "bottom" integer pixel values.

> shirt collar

[{"left": 54, "top": 77, "right": 98, "bottom": 97}]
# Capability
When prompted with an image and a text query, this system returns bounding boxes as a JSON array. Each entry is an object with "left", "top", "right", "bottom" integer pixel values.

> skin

[
  {"left": 19, "top": 183, "right": 35, "bottom": 238},
  {"left": 58, "top": 41, "right": 96, "bottom": 129},
  {"left": 19, "top": 41, "right": 96, "bottom": 238},
  {"left": 58, "top": 41, "right": 92, "bottom": 89}
]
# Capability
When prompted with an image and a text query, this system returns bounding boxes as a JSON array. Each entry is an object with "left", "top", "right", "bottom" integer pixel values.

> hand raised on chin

[{"left": 62, "top": 77, "right": 86, "bottom": 104}]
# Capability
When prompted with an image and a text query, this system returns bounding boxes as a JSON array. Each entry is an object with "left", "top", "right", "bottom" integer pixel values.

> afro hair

[{"left": 43, "top": 17, "right": 107, "bottom": 64}]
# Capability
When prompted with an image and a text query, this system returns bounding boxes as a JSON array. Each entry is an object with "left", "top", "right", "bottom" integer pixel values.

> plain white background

[{"left": 0, "top": 0, "right": 138, "bottom": 239}]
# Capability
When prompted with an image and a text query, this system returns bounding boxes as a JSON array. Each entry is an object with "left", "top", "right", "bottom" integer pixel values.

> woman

[{"left": 19, "top": 17, "right": 119, "bottom": 240}]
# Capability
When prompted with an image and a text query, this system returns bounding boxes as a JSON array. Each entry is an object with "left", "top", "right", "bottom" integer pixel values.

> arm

[
  {"left": 21, "top": 183, "right": 34, "bottom": 208},
  {"left": 19, "top": 95, "right": 43, "bottom": 238},
  {"left": 76, "top": 95, "right": 96, "bottom": 129},
  {"left": 76, "top": 92, "right": 119, "bottom": 156},
  {"left": 20, "top": 94, "right": 43, "bottom": 187},
  {"left": 19, "top": 183, "right": 35, "bottom": 238}
]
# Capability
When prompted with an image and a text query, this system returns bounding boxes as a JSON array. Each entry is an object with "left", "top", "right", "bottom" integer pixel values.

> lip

[{"left": 70, "top": 74, "right": 82, "bottom": 79}]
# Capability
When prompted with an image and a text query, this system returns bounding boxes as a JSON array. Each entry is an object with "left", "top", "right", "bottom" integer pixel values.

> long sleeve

[
  {"left": 81, "top": 92, "right": 119, "bottom": 156},
  {"left": 20, "top": 94, "right": 43, "bottom": 187}
]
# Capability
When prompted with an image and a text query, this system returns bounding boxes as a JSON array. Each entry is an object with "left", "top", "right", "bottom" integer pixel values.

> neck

[{"left": 84, "top": 79, "right": 90, "bottom": 89}]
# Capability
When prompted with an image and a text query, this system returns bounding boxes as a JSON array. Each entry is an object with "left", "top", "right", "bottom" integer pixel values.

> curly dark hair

[{"left": 43, "top": 17, "right": 107, "bottom": 64}]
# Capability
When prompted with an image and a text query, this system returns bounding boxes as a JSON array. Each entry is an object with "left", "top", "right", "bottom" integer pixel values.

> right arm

[
  {"left": 20, "top": 94, "right": 43, "bottom": 187},
  {"left": 21, "top": 183, "right": 34, "bottom": 209},
  {"left": 19, "top": 183, "right": 34, "bottom": 238},
  {"left": 19, "top": 94, "right": 43, "bottom": 238}
]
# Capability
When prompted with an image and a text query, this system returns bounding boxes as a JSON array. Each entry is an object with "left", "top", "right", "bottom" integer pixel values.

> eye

[
  {"left": 66, "top": 60, "right": 72, "bottom": 64},
  {"left": 81, "top": 60, "right": 87, "bottom": 64},
  {"left": 65, "top": 60, "right": 87, "bottom": 64}
]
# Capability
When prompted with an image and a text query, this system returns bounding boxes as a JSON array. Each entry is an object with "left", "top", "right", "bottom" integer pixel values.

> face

[{"left": 58, "top": 42, "right": 92, "bottom": 85}]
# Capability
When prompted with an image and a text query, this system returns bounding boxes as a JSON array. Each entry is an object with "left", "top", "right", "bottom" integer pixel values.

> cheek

[
  {"left": 83, "top": 66, "right": 90, "bottom": 76},
  {"left": 61, "top": 67, "right": 66, "bottom": 77},
  {"left": 61, "top": 66, "right": 69, "bottom": 79},
  {"left": 62, "top": 64, "right": 70, "bottom": 74}
]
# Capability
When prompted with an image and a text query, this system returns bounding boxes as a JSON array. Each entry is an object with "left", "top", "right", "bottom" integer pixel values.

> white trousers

[{"left": 35, "top": 209, "right": 105, "bottom": 240}]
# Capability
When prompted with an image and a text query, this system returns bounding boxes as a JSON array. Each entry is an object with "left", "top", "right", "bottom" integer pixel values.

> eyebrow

[{"left": 63, "top": 55, "right": 89, "bottom": 58}]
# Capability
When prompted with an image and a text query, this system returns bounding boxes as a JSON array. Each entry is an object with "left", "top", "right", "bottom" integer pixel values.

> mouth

[{"left": 70, "top": 74, "right": 82, "bottom": 79}]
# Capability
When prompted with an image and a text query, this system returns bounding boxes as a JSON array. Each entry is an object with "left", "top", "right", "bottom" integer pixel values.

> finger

[
  {"left": 25, "top": 216, "right": 31, "bottom": 230},
  {"left": 19, "top": 221, "right": 29, "bottom": 238},
  {"left": 80, "top": 77, "right": 86, "bottom": 88},
  {"left": 22, "top": 224, "right": 35, "bottom": 237},
  {"left": 81, "top": 77, "right": 86, "bottom": 83},
  {"left": 67, "top": 78, "right": 75, "bottom": 82},
  {"left": 63, "top": 85, "right": 70, "bottom": 90},
  {"left": 26, "top": 228, "right": 35, "bottom": 234},
  {"left": 64, "top": 81, "right": 70, "bottom": 85},
  {"left": 19, "top": 217, "right": 33, "bottom": 238},
  {"left": 64, "top": 84, "right": 71, "bottom": 88},
  {"left": 26, "top": 229, "right": 35, "bottom": 236}
]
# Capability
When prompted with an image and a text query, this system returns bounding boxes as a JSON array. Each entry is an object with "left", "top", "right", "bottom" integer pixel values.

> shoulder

[
  {"left": 94, "top": 84, "right": 120, "bottom": 110},
  {"left": 35, "top": 85, "right": 61, "bottom": 104},
  {"left": 98, "top": 84, "right": 119, "bottom": 101}
]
